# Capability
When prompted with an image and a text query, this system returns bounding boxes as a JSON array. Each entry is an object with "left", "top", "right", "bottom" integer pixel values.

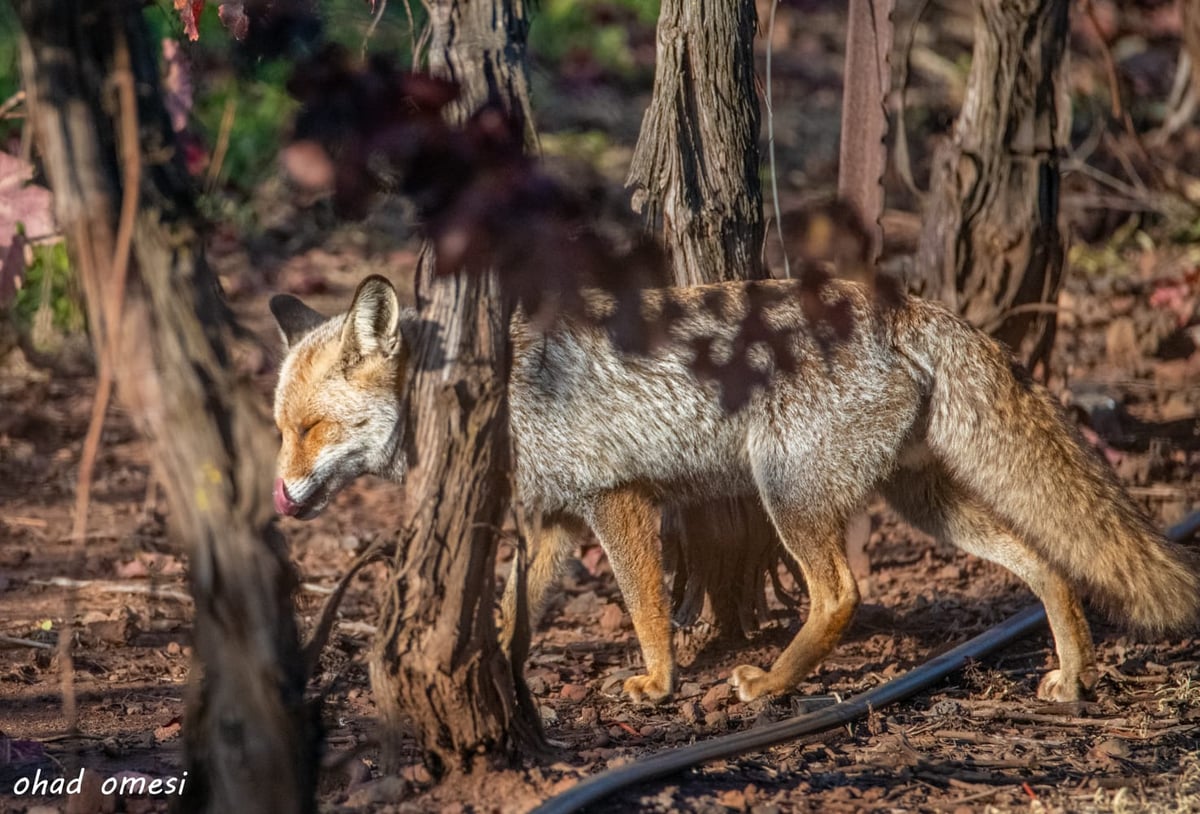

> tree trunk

[
  {"left": 627, "top": 0, "right": 782, "bottom": 637},
  {"left": 916, "top": 0, "right": 1070, "bottom": 375},
  {"left": 837, "top": 0, "right": 895, "bottom": 590},
  {"left": 14, "top": 2, "right": 316, "bottom": 812},
  {"left": 370, "top": 0, "right": 543, "bottom": 774}
]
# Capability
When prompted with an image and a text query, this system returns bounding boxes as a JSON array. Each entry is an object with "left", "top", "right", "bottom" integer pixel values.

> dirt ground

[
  {"left": 3, "top": 225, "right": 1200, "bottom": 814},
  {"left": 4, "top": 1, "right": 1200, "bottom": 812}
]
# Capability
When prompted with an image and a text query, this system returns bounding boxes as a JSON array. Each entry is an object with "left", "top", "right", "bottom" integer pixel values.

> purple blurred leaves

[{"left": 282, "top": 49, "right": 884, "bottom": 411}]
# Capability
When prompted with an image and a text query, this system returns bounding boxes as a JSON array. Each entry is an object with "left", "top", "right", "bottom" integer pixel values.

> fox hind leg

[
  {"left": 880, "top": 460, "right": 1099, "bottom": 701},
  {"left": 499, "top": 516, "right": 579, "bottom": 657}
]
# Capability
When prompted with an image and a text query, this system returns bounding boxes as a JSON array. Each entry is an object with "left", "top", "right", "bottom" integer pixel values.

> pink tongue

[{"left": 274, "top": 478, "right": 301, "bottom": 516}]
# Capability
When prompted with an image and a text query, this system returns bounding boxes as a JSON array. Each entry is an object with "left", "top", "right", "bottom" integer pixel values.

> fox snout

[{"left": 274, "top": 477, "right": 303, "bottom": 517}]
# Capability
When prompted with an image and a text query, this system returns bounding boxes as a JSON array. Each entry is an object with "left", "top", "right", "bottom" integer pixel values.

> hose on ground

[{"left": 529, "top": 512, "right": 1200, "bottom": 814}]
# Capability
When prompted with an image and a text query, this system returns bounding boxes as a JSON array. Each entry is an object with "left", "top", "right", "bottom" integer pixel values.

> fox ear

[
  {"left": 343, "top": 275, "right": 402, "bottom": 359},
  {"left": 270, "top": 294, "right": 327, "bottom": 349}
]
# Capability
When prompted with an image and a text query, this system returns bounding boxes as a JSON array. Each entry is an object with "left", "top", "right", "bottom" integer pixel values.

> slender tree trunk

[
  {"left": 837, "top": 0, "right": 895, "bottom": 589},
  {"left": 627, "top": 0, "right": 781, "bottom": 637},
  {"left": 14, "top": 2, "right": 316, "bottom": 811},
  {"left": 916, "top": 0, "right": 1070, "bottom": 375},
  {"left": 370, "top": 0, "right": 543, "bottom": 774}
]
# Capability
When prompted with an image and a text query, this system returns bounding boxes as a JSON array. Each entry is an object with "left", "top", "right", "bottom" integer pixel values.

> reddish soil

[
  {"left": 2, "top": 236, "right": 1199, "bottom": 813},
  {"left": 3, "top": 3, "right": 1200, "bottom": 812}
]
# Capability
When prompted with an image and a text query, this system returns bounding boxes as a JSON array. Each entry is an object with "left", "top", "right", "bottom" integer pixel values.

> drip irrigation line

[{"left": 530, "top": 512, "right": 1200, "bottom": 814}]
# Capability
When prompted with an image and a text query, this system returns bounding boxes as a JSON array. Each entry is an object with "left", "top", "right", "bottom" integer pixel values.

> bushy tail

[{"left": 894, "top": 299, "right": 1200, "bottom": 634}]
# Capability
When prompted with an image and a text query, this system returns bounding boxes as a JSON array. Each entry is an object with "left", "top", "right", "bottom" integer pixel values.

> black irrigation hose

[{"left": 530, "top": 513, "right": 1200, "bottom": 814}]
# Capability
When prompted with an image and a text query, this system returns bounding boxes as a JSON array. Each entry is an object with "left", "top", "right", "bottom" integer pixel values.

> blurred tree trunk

[
  {"left": 627, "top": 0, "right": 783, "bottom": 637},
  {"left": 916, "top": 0, "right": 1070, "bottom": 376},
  {"left": 370, "top": 0, "right": 543, "bottom": 774},
  {"left": 14, "top": 1, "right": 316, "bottom": 812}
]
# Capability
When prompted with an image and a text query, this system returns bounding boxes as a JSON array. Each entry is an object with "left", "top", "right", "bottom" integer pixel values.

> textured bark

[
  {"left": 14, "top": 2, "right": 315, "bottom": 812},
  {"left": 837, "top": 0, "right": 895, "bottom": 266},
  {"left": 370, "top": 0, "right": 543, "bottom": 773},
  {"left": 916, "top": 0, "right": 1070, "bottom": 374},
  {"left": 627, "top": 0, "right": 781, "bottom": 636},
  {"left": 837, "top": 0, "right": 895, "bottom": 588},
  {"left": 628, "top": 0, "right": 764, "bottom": 283}
]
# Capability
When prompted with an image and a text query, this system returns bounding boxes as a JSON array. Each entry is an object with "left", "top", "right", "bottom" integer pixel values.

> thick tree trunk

[
  {"left": 627, "top": 0, "right": 781, "bottom": 637},
  {"left": 14, "top": 2, "right": 316, "bottom": 812},
  {"left": 370, "top": 0, "right": 543, "bottom": 773},
  {"left": 916, "top": 0, "right": 1070, "bottom": 375}
]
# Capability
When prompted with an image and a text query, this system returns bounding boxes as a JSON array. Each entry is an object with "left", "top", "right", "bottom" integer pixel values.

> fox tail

[{"left": 895, "top": 299, "right": 1200, "bottom": 634}]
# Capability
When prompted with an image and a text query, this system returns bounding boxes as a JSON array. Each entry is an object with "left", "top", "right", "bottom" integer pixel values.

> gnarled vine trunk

[
  {"left": 14, "top": 1, "right": 316, "bottom": 811},
  {"left": 916, "top": 0, "right": 1070, "bottom": 374},
  {"left": 627, "top": 0, "right": 782, "bottom": 637},
  {"left": 369, "top": 0, "right": 543, "bottom": 774}
]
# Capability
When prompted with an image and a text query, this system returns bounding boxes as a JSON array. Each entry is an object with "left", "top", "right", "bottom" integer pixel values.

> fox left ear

[
  {"left": 343, "top": 275, "right": 402, "bottom": 359},
  {"left": 270, "top": 294, "right": 327, "bottom": 349}
]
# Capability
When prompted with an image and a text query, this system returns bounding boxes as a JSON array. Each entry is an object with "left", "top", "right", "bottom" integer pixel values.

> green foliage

[
  {"left": 193, "top": 69, "right": 298, "bottom": 189},
  {"left": 13, "top": 239, "right": 85, "bottom": 335},
  {"left": 530, "top": 0, "right": 659, "bottom": 78},
  {"left": 142, "top": 0, "right": 427, "bottom": 193},
  {"left": 0, "top": 4, "right": 22, "bottom": 146}
]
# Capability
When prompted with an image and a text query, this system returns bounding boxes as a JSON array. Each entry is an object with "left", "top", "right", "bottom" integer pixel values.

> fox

[{"left": 269, "top": 273, "right": 1200, "bottom": 706}]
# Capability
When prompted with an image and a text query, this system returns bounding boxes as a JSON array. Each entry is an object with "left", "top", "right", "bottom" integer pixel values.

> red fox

[{"left": 270, "top": 274, "right": 1200, "bottom": 705}]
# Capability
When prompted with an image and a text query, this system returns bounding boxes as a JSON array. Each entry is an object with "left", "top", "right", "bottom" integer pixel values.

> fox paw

[
  {"left": 729, "top": 665, "right": 775, "bottom": 702},
  {"left": 1036, "top": 669, "right": 1093, "bottom": 702},
  {"left": 624, "top": 673, "right": 672, "bottom": 704}
]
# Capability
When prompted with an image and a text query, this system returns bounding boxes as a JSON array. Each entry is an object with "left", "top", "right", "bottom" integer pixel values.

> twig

[
  {"left": 302, "top": 538, "right": 392, "bottom": 678},
  {"left": 205, "top": 95, "right": 236, "bottom": 193},
  {"left": 6, "top": 515, "right": 48, "bottom": 528},
  {"left": 30, "top": 577, "right": 192, "bottom": 604},
  {"left": 401, "top": 0, "right": 417, "bottom": 69},
  {"left": 938, "top": 785, "right": 1004, "bottom": 808},
  {"left": 0, "top": 634, "right": 55, "bottom": 650},
  {"left": 892, "top": 0, "right": 931, "bottom": 201},
  {"left": 1080, "top": 0, "right": 1123, "bottom": 121},
  {"left": 362, "top": 0, "right": 388, "bottom": 60},
  {"left": 61, "top": 25, "right": 142, "bottom": 733},
  {"left": 0, "top": 89, "right": 25, "bottom": 119},
  {"left": 980, "top": 302, "right": 1073, "bottom": 334},
  {"left": 764, "top": 0, "right": 788, "bottom": 278}
]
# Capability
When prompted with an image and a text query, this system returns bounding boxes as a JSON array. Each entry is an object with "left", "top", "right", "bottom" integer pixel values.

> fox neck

[{"left": 382, "top": 394, "right": 409, "bottom": 484}]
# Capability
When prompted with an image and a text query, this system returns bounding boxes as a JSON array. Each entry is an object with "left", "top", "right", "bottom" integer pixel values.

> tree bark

[
  {"left": 14, "top": 2, "right": 316, "bottom": 812},
  {"left": 370, "top": 0, "right": 543, "bottom": 774},
  {"left": 627, "top": 0, "right": 782, "bottom": 637},
  {"left": 837, "top": 0, "right": 895, "bottom": 589},
  {"left": 916, "top": 0, "right": 1070, "bottom": 375}
]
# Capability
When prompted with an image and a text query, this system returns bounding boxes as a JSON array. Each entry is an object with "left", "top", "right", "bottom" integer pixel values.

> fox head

[{"left": 269, "top": 275, "right": 411, "bottom": 519}]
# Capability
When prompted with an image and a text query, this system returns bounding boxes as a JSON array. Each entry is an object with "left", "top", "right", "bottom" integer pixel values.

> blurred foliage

[
  {"left": 141, "top": 0, "right": 427, "bottom": 193},
  {"left": 529, "top": 0, "right": 658, "bottom": 79},
  {"left": 14, "top": 239, "right": 86, "bottom": 336},
  {"left": 0, "top": 3, "right": 21, "bottom": 147}
]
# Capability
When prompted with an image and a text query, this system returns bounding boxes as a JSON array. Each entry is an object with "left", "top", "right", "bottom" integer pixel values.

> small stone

[
  {"left": 701, "top": 682, "right": 732, "bottom": 712},
  {"left": 1092, "top": 737, "right": 1130, "bottom": 759},
  {"left": 598, "top": 602, "right": 628, "bottom": 633},
  {"left": 560, "top": 683, "right": 589, "bottom": 702}
]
